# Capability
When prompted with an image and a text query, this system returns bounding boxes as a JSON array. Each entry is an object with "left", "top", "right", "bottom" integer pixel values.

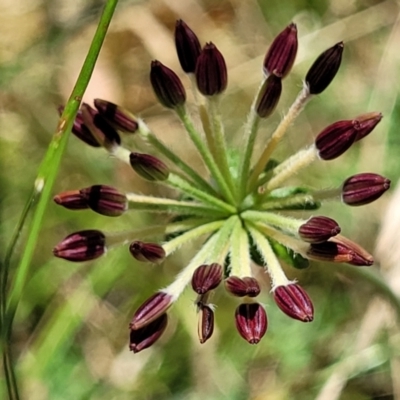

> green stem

[
  {"left": 163, "top": 220, "right": 225, "bottom": 256},
  {"left": 229, "top": 219, "right": 251, "bottom": 277},
  {"left": 175, "top": 106, "right": 236, "bottom": 205},
  {"left": 126, "top": 193, "right": 227, "bottom": 217},
  {"left": 166, "top": 173, "right": 236, "bottom": 214},
  {"left": 138, "top": 120, "right": 218, "bottom": 196},
  {"left": 207, "top": 96, "right": 236, "bottom": 196},
  {"left": 2, "top": 1, "right": 119, "bottom": 398},
  {"left": 237, "top": 78, "right": 264, "bottom": 201},
  {"left": 248, "top": 87, "right": 311, "bottom": 191}
]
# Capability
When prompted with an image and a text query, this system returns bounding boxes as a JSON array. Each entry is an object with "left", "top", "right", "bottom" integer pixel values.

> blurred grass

[{"left": 1, "top": 0, "right": 400, "bottom": 399}]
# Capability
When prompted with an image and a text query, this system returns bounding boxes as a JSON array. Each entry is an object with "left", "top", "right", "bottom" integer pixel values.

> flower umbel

[{"left": 54, "top": 21, "right": 390, "bottom": 352}]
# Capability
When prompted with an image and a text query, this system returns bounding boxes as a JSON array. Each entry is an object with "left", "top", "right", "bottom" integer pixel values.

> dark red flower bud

[
  {"left": 80, "top": 103, "right": 121, "bottom": 147},
  {"left": 263, "top": 23, "right": 298, "bottom": 78},
  {"left": 299, "top": 216, "right": 341, "bottom": 243},
  {"left": 80, "top": 185, "right": 127, "bottom": 217},
  {"left": 315, "top": 119, "right": 357, "bottom": 160},
  {"left": 129, "top": 313, "right": 168, "bottom": 353},
  {"left": 225, "top": 276, "right": 260, "bottom": 297},
  {"left": 255, "top": 73, "right": 282, "bottom": 118},
  {"left": 129, "top": 152, "right": 169, "bottom": 181},
  {"left": 94, "top": 99, "right": 138, "bottom": 133},
  {"left": 273, "top": 284, "right": 314, "bottom": 322},
  {"left": 53, "top": 230, "right": 106, "bottom": 262},
  {"left": 59, "top": 106, "right": 101, "bottom": 147},
  {"left": 198, "top": 304, "right": 214, "bottom": 344},
  {"left": 175, "top": 19, "right": 202, "bottom": 73},
  {"left": 195, "top": 42, "right": 227, "bottom": 96},
  {"left": 150, "top": 60, "right": 186, "bottom": 109},
  {"left": 53, "top": 190, "right": 89, "bottom": 210},
  {"left": 129, "top": 292, "right": 173, "bottom": 330},
  {"left": 129, "top": 241, "right": 166, "bottom": 264},
  {"left": 235, "top": 303, "right": 267, "bottom": 344},
  {"left": 307, "top": 235, "right": 374, "bottom": 266},
  {"left": 305, "top": 42, "right": 344, "bottom": 94},
  {"left": 191, "top": 263, "right": 223, "bottom": 294},
  {"left": 353, "top": 112, "right": 383, "bottom": 142},
  {"left": 342, "top": 173, "right": 390, "bottom": 206}
]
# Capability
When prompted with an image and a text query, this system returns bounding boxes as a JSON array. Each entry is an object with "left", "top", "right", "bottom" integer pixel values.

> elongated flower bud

[
  {"left": 150, "top": 60, "right": 186, "bottom": 109},
  {"left": 80, "top": 185, "right": 127, "bottom": 217},
  {"left": 315, "top": 119, "right": 357, "bottom": 160},
  {"left": 342, "top": 173, "right": 390, "bottom": 206},
  {"left": 198, "top": 304, "right": 214, "bottom": 344},
  {"left": 225, "top": 276, "right": 260, "bottom": 297},
  {"left": 307, "top": 235, "right": 374, "bottom": 266},
  {"left": 255, "top": 73, "right": 282, "bottom": 118},
  {"left": 354, "top": 112, "right": 383, "bottom": 142},
  {"left": 94, "top": 99, "right": 139, "bottom": 133},
  {"left": 195, "top": 42, "right": 227, "bottom": 96},
  {"left": 53, "top": 190, "right": 89, "bottom": 210},
  {"left": 175, "top": 19, "right": 202, "bottom": 73},
  {"left": 53, "top": 230, "right": 106, "bottom": 262},
  {"left": 299, "top": 216, "right": 340, "bottom": 243},
  {"left": 80, "top": 103, "right": 121, "bottom": 148},
  {"left": 305, "top": 42, "right": 344, "bottom": 94},
  {"left": 59, "top": 106, "right": 101, "bottom": 147},
  {"left": 130, "top": 292, "right": 173, "bottom": 330},
  {"left": 129, "top": 313, "right": 168, "bottom": 353},
  {"left": 129, "top": 152, "right": 169, "bottom": 181},
  {"left": 191, "top": 263, "right": 223, "bottom": 294},
  {"left": 273, "top": 284, "right": 314, "bottom": 322},
  {"left": 235, "top": 303, "right": 267, "bottom": 344},
  {"left": 129, "top": 241, "right": 166, "bottom": 264},
  {"left": 263, "top": 23, "right": 298, "bottom": 78}
]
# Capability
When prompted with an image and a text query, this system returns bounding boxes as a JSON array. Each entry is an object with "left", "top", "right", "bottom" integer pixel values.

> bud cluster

[{"left": 53, "top": 18, "right": 390, "bottom": 353}]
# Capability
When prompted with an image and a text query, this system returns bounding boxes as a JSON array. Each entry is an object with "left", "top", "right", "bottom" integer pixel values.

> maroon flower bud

[
  {"left": 80, "top": 103, "right": 121, "bottom": 147},
  {"left": 129, "top": 313, "right": 168, "bottom": 353},
  {"left": 129, "top": 241, "right": 166, "bottom": 264},
  {"left": 94, "top": 99, "right": 139, "bottom": 133},
  {"left": 315, "top": 119, "right": 357, "bottom": 160},
  {"left": 129, "top": 292, "right": 173, "bottom": 330},
  {"left": 53, "top": 190, "right": 89, "bottom": 210},
  {"left": 79, "top": 185, "right": 127, "bottom": 217},
  {"left": 150, "top": 60, "right": 186, "bottom": 109},
  {"left": 255, "top": 73, "right": 282, "bottom": 118},
  {"left": 235, "top": 303, "right": 267, "bottom": 344},
  {"left": 191, "top": 263, "right": 223, "bottom": 294},
  {"left": 53, "top": 230, "right": 106, "bottom": 262},
  {"left": 225, "top": 276, "right": 260, "bottom": 297},
  {"left": 175, "top": 19, "right": 202, "bottom": 73},
  {"left": 354, "top": 112, "right": 383, "bottom": 142},
  {"left": 273, "top": 284, "right": 314, "bottom": 322},
  {"left": 305, "top": 42, "right": 344, "bottom": 95},
  {"left": 195, "top": 42, "right": 227, "bottom": 96},
  {"left": 342, "top": 173, "right": 390, "bottom": 206},
  {"left": 59, "top": 106, "right": 100, "bottom": 147},
  {"left": 129, "top": 152, "right": 169, "bottom": 181},
  {"left": 198, "top": 304, "right": 214, "bottom": 344},
  {"left": 299, "top": 216, "right": 341, "bottom": 243},
  {"left": 307, "top": 235, "right": 374, "bottom": 266},
  {"left": 263, "top": 23, "right": 298, "bottom": 78}
]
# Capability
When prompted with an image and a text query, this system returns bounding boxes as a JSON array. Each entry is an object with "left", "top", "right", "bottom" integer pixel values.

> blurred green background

[{"left": 1, "top": 0, "right": 400, "bottom": 399}]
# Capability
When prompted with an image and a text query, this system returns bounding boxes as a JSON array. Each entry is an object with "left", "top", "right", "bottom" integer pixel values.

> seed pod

[
  {"left": 129, "top": 152, "right": 169, "bottom": 181},
  {"left": 191, "top": 263, "right": 223, "bottom": 294},
  {"left": 150, "top": 60, "right": 186, "bottom": 109},
  {"left": 129, "top": 241, "right": 166, "bottom": 264},
  {"left": 255, "top": 73, "right": 282, "bottom": 118},
  {"left": 53, "top": 190, "right": 89, "bottom": 210},
  {"left": 235, "top": 303, "right": 267, "bottom": 344},
  {"left": 273, "top": 284, "right": 314, "bottom": 322},
  {"left": 299, "top": 216, "right": 341, "bottom": 243},
  {"left": 225, "top": 276, "right": 261, "bottom": 297},
  {"left": 195, "top": 42, "right": 227, "bottom": 96},
  {"left": 175, "top": 19, "right": 202, "bottom": 73},
  {"left": 305, "top": 42, "right": 344, "bottom": 94},
  {"left": 197, "top": 304, "right": 214, "bottom": 344},
  {"left": 263, "top": 22, "right": 298, "bottom": 78}
]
